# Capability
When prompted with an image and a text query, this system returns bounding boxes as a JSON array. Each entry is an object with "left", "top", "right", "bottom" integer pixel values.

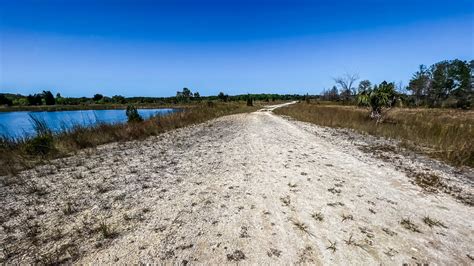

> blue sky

[{"left": 1, "top": 0, "right": 473, "bottom": 97}]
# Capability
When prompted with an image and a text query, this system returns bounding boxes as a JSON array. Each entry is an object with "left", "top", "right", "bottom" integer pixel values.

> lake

[{"left": 0, "top": 108, "right": 176, "bottom": 138}]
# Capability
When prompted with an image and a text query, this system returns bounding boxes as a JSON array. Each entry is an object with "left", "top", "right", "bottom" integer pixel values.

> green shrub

[{"left": 126, "top": 105, "right": 143, "bottom": 123}]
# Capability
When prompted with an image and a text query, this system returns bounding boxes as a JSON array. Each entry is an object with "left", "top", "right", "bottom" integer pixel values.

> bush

[
  {"left": 126, "top": 105, "right": 143, "bottom": 123},
  {"left": 24, "top": 134, "right": 54, "bottom": 155},
  {"left": 246, "top": 96, "right": 253, "bottom": 106}
]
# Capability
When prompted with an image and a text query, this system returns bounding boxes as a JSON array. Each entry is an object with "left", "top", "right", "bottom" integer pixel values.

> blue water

[{"left": 0, "top": 108, "right": 176, "bottom": 138}]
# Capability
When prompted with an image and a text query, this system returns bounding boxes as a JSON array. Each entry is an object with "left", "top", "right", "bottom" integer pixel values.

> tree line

[
  {"left": 1, "top": 58, "right": 471, "bottom": 108},
  {"left": 321, "top": 59, "right": 473, "bottom": 109}
]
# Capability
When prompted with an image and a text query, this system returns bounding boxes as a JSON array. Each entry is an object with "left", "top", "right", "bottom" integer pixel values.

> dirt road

[{"left": 1, "top": 103, "right": 473, "bottom": 264}]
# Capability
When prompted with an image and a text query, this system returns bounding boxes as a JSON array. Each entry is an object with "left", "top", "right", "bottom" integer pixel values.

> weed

[
  {"left": 327, "top": 202, "right": 345, "bottom": 207},
  {"left": 326, "top": 240, "right": 337, "bottom": 253},
  {"left": 423, "top": 216, "right": 447, "bottom": 228},
  {"left": 341, "top": 213, "right": 354, "bottom": 222},
  {"left": 311, "top": 211, "right": 324, "bottom": 221},
  {"left": 344, "top": 234, "right": 356, "bottom": 245},
  {"left": 292, "top": 219, "right": 311, "bottom": 235},
  {"left": 98, "top": 220, "right": 117, "bottom": 239},
  {"left": 412, "top": 173, "right": 444, "bottom": 192},
  {"left": 227, "top": 250, "right": 246, "bottom": 261},
  {"left": 275, "top": 103, "right": 474, "bottom": 167},
  {"left": 280, "top": 195, "right": 291, "bottom": 206},
  {"left": 400, "top": 218, "right": 422, "bottom": 233}
]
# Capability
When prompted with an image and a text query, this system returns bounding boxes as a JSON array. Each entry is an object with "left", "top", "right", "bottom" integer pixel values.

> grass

[
  {"left": 275, "top": 102, "right": 474, "bottom": 168},
  {"left": 400, "top": 218, "right": 422, "bottom": 233},
  {"left": 0, "top": 101, "right": 259, "bottom": 176},
  {"left": 311, "top": 211, "right": 324, "bottom": 221},
  {"left": 423, "top": 216, "right": 447, "bottom": 228}
]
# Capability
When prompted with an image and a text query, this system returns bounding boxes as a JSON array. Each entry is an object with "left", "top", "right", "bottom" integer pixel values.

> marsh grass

[
  {"left": 0, "top": 102, "right": 258, "bottom": 176},
  {"left": 275, "top": 103, "right": 474, "bottom": 168}
]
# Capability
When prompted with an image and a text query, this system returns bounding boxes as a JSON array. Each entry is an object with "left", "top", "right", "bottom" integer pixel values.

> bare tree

[{"left": 334, "top": 73, "right": 359, "bottom": 101}]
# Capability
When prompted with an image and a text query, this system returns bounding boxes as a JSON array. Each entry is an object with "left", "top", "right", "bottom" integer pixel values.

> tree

[
  {"left": 408, "top": 65, "right": 431, "bottom": 103},
  {"left": 0, "top": 95, "right": 13, "bottom": 106},
  {"left": 358, "top": 80, "right": 372, "bottom": 94},
  {"left": 26, "top": 94, "right": 43, "bottom": 105},
  {"left": 125, "top": 105, "right": 143, "bottom": 123},
  {"left": 334, "top": 73, "right": 359, "bottom": 102},
  {"left": 176, "top": 88, "right": 193, "bottom": 102},
  {"left": 42, "top": 90, "right": 55, "bottom": 105},
  {"left": 112, "top": 95, "right": 126, "bottom": 104},
  {"left": 246, "top": 94, "right": 253, "bottom": 106},
  {"left": 218, "top": 92, "right": 228, "bottom": 102},
  {"left": 93, "top": 94, "right": 104, "bottom": 101},
  {"left": 357, "top": 81, "right": 398, "bottom": 123},
  {"left": 193, "top": 92, "right": 200, "bottom": 98}
]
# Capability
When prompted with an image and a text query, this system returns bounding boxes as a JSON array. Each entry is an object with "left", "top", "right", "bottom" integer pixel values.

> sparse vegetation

[
  {"left": 98, "top": 220, "right": 117, "bottom": 239},
  {"left": 400, "top": 218, "right": 422, "bottom": 233},
  {"left": 0, "top": 102, "right": 258, "bottom": 176},
  {"left": 311, "top": 211, "right": 324, "bottom": 221},
  {"left": 275, "top": 103, "right": 473, "bottom": 167},
  {"left": 423, "top": 216, "right": 447, "bottom": 228},
  {"left": 326, "top": 240, "right": 337, "bottom": 253}
]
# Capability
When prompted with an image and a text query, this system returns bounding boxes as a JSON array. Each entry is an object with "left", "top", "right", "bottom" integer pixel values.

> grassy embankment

[
  {"left": 275, "top": 102, "right": 473, "bottom": 168},
  {"left": 1, "top": 101, "right": 259, "bottom": 176}
]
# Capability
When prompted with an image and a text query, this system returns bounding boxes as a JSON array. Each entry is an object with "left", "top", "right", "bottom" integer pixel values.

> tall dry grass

[
  {"left": 0, "top": 102, "right": 258, "bottom": 176},
  {"left": 275, "top": 103, "right": 474, "bottom": 168}
]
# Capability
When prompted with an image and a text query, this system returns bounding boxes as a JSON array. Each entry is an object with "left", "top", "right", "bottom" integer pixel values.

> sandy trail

[{"left": 1, "top": 103, "right": 473, "bottom": 264}]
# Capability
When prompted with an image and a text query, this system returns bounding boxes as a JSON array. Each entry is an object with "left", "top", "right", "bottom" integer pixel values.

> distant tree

[
  {"left": 357, "top": 80, "right": 372, "bottom": 94},
  {"left": 218, "top": 92, "right": 228, "bottom": 102},
  {"left": 26, "top": 94, "right": 43, "bottom": 106},
  {"left": 246, "top": 94, "right": 253, "bottom": 106},
  {"left": 322, "top": 86, "right": 339, "bottom": 101},
  {"left": 408, "top": 65, "right": 431, "bottom": 104},
  {"left": 42, "top": 91, "right": 55, "bottom": 105},
  {"left": 125, "top": 105, "right": 143, "bottom": 123},
  {"left": 182, "top": 88, "right": 192, "bottom": 98},
  {"left": 93, "top": 94, "right": 104, "bottom": 101},
  {"left": 112, "top": 95, "right": 126, "bottom": 104},
  {"left": 193, "top": 92, "right": 200, "bottom": 98},
  {"left": 56, "top": 93, "right": 62, "bottom": 98},
  {"left": 176, "top": 88, "right": 193, "bottom": 102},
  {"left": 357, "top": 81, "right": 398, "bottom": 122},
  {"left": 334, "top": 73, "right": 359, "bottom": 102},
  {"left": 0, "top": 95, "right": 13, "bottom": 106},
  {"left": 304, "top": 93, "right": 310, "bottom": 104}
]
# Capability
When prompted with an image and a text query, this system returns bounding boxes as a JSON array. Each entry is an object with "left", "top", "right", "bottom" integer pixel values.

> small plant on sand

[
  {"left": 125, "top": 105, "right": 143, "bottom": 123},
  {"left": 344, "top": 234, "right": 356, "bottom": 246},
  {"left": 423, "top": 216, "right": 447, "bottom": 228},
  {"left": 311, "top": 211, "right": 324, "bottom": 221},
  {"left": 400, "top": 218, "right": 422, "bottom": 233},
  {"left": 280, "top": 195, "right": 291, "bottom": 206},
  {"left": 98, "top": 220, "right": 117, "bottom": 239},
  {"left": 341, "top": 213, "right": 354, "bottom": 222},
  {"left": 292, "top": 219, "right": 310, "bottom": 234},
  {"left": 326, "top": 240, "right": 337, "bottom": 253}
]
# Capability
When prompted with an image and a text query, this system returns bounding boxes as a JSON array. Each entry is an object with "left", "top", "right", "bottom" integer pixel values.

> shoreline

[{"left": 0, "top": 104, "right": 185, "bottom": 113}]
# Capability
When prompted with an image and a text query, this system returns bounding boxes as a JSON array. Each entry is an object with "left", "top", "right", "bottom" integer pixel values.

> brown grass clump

[
  {"left": 0, "top": 102, "right": 258, "bottom": 176},
  {"left": 275, "top": 103, "right": 474, "bottom": 168}
]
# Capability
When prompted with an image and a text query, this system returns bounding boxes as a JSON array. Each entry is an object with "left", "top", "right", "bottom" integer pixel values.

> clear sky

[{"left": 0, "top": 0, "right": 473, "bottom": 97}]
